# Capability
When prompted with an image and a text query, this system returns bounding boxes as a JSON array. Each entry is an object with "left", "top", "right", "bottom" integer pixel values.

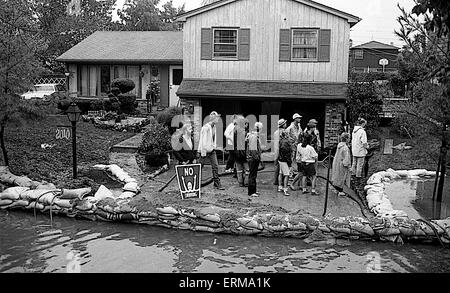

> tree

[
  {"left": 34, "top": 0, "right": 116, "bottom": 73},
  {"left": 115, "top": 0, "right": 185, "bottom": 31},
  {"left": 395, "top": 0, "right": 450, "bottom": 201},
  {"left": 0, "top": 0, "right": 51, "bottom": 166},
  {"left": 346, "top": 80, "right": 383, "bottom": 130}
]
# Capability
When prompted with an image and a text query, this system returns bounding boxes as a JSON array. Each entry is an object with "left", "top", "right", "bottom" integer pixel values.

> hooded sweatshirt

[{"left": 351, "top": 126, "right": 368, "bottom": 157}]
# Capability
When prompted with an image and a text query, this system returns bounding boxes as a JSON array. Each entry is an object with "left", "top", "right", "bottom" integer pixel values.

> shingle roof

[
  {"left": 56, "top": 31, "right": 183, "bottom": 63},
  {"left": 177, "top": 79, "right": 348, "bottom": 100},
  {"left": 351, "top": 41, "right": 400, "bottom": 50}
]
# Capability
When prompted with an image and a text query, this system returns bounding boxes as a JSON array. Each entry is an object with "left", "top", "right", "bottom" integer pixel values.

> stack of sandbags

[{"left": 92, "top": 164, "right": 140, "bottom": 199}]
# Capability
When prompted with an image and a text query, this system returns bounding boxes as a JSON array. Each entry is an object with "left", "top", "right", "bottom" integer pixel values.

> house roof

[
  {"left": 351, "top": 41, "right": 400, "bottom": 50},
  {"left": 56, "top": 31, "right": 183, "bottom": 63},
  {"left": 177, "top": 79, "right": 348, "bottom": 100},
  {"left": 176, "top": 0, "right": 361, "bottom": 27}
]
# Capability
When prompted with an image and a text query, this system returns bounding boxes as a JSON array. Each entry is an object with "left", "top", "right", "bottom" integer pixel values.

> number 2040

[{"left": 56, "top": 128, "right": 71, "bottom": 140}]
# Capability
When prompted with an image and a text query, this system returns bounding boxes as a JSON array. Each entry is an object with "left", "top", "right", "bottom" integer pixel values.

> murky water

[
  {"left": 1, "top": 210, "right": 450, "bottom": 273},
  {"left": 385, "top": 179, "right": 450, "bottom": 220}
]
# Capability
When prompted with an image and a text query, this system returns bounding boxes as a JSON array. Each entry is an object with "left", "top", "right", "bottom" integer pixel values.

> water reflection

[{"left": 1, "top": 210, "right": 450, "bottom": 273}]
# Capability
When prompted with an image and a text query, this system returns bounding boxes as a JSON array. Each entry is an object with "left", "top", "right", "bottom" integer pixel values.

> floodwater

[
  {"left": 1, "top": 210, "right": 450, "bottom": 273},
  {"left": 385, "top": 179, "right": 450, "bottom": 220}
]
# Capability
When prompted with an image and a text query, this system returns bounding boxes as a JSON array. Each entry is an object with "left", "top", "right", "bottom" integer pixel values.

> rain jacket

[
  {"left": 198, "top": 123, "right": 217, "bottom": 157},
  {"left": 351, "top": 126, "right": 368, "bottom": 157},
  {"left": 331, "top": 142, "right": 351, "bottom": 189}
]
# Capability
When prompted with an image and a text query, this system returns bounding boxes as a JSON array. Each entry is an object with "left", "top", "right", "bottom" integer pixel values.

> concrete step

[{"left": 110, "top": 133, "right": 143, "bottom": 153}]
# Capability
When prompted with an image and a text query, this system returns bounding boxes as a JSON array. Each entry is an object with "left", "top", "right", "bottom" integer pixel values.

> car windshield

[{"left": 33, "top": 85, "right": 55, "bottom": 92}]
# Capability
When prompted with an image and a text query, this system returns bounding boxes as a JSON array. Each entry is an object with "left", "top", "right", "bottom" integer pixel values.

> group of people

[{"left": 172, "top": 109, "right": 370, "bottom": 199}]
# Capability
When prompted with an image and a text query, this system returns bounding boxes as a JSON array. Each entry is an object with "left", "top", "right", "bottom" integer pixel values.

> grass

[
  {"left": 367, "top": 126, "right": 442, "bottom": 175},
  {"left": 0, "top": 115, "right": 135, "bottom": 187}
]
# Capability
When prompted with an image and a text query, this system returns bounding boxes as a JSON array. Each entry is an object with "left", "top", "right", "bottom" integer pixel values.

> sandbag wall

[{"left": 1, "top": 165, "right": 450, "bottom": 245}]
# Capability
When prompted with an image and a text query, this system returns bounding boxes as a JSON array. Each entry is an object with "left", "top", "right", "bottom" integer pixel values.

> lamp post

[{"left": 66, "top": 103, "right": 81, "bottom": 179}]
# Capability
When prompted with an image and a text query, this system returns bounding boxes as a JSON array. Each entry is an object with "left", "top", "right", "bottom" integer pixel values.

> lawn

[{"left": 0, "top": 115, "right": 135, "bottom": 187}]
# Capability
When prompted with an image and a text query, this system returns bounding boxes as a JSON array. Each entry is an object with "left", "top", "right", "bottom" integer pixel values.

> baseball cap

[
  {"left": 293, "top": 113, "right": 302, "bottom": 120},
  {"left": 209, "top": 111, "right": 221, "bottom": 118},
  {"left": 309, "top": 119, "right": 318, "bottom": 125}
]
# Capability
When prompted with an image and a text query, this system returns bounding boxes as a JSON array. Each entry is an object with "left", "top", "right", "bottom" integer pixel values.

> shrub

[
  {"left": 57, "top": 98, "right": 72, "bottom": 112},
  {"left": 111, "top": 79, "right": 135, "bottom": 94},
  {"left": 117, "top": 93, "right": 137, "bottom": 114},
  {"left": 105, "top": 97, "right": 120, "bottom": 112},
  {"left": 139, "top": 118, "right": 171, "bottom": 155},
  {"left": 90, "top": 99, "right": 106, "bottom": 111},
  {"left": 156, "top": 106, "right": 183, "bottom": 134}
]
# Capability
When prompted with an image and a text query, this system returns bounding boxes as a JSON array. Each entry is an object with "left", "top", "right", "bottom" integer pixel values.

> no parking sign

[{"left": 175, "top": 164, "right": 202, "bottom": 200}]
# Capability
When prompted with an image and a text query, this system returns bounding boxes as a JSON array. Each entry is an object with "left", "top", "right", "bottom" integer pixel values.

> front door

[{"left": 169, "top": 65, "right": 183, "bottom": 107}]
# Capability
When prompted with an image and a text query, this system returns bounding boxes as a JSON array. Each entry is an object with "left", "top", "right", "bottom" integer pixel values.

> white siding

[{"left": 183, "top": 0, "right": 350, "bottom": 83}]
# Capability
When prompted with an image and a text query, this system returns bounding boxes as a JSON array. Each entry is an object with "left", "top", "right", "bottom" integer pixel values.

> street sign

[
  {"left": 56, "top": 126, "right": 72, "bottom": 140},
  {"left": 379, "top": 59, "right": 388, "bottom": 66},
  {"left": 175, "top": 164, "right": 201, "bottom": 199}
]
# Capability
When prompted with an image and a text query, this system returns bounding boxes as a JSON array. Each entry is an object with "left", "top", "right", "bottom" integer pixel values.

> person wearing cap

[
  {"left": 303, "top": 119, "right": 321, "bottom": 152},
  {"left": 232, "top": 115, "right": 248, "bottom": 187},
  {"left": 278, "top": 130, "right": 292, "bottom": 196},
  {"left": 351, "top": 117, "right": 369, "bottom": 180},
  {"left": 273, "top": 118, "right": 287, "bottom": 185},
  {"left": 246, "top": 122, "right": 263, "bottom": 197},
  {"left": 198, "top": 111, "right": 224, "bottom": 190},
  {"left": 286, "top": 113, "right": 303, "bottom": 174},
  {"left": 331, "top": 132, "right": 352, "bottom": 196}
]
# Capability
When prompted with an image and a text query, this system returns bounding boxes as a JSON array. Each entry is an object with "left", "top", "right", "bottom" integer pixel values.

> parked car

[{"left": 20, "top": 83, "right": 66, "bottom": 100}]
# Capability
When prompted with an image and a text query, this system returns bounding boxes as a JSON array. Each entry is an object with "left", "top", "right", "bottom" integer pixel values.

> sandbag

[
  {"left": 237, "top": 217, "right": 263, "bottom": 230},
  {"left": 385, "top": 168, "right": 401, "bottom": 179},
  {"left": 367, "top": 172, "right": 384, "bottom": 185},
  {"left": 54, "top": 199, "right": 74, "bottom": 209},
  {"left": 25, "top": 202, "right": 45, "bottom": 210},
  {"left": 75, "top": 200, "right": 94, "bottom": 211},
  {"left": 394, "top": 170, "right": 409, "bottom": 177},
  {"left": 36, "top": 183, "right": 57, "bottom": 190},
  {"left": 37, "top": 193, "right": 58, "bottom": 205},
  {"left": 123, "top": 182, "right": 139, "bottom": 193},
  {"left": 407, "top": 169, "right": 428, "bottom": 177},
  {"left": 156, "top": 206, "right": 179, "bottom": 215},
  {"left": 0, "top": 186, "right": 30, "bottom": 200},
  {"left": 0, "top": 199, "right": 13, "bottom": 206},
  {"left": 12, "top": 176, "right": 34, "bottom": 187},
  {"left": 88, "top": 185, "right": 114, "bottom": 203},
  {"left": 20, "top": 189, "right": 55, "bottom": 201},
  {"left": 118, "top": 191, "right": 135, "bottom": 199},
  {"left": 7, "top": 200, "right": 29, "bottom": 208},
  {"left": 60, "top": 188, "right": 92, "bottom": 200}
]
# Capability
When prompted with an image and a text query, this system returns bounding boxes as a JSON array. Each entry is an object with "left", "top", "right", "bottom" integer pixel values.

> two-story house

[
  {"left": 349, "top": 40, "right": 400, "bottom": 74},
  {"left": 176, "top": 0, "right": 360, "bottom": 148}
]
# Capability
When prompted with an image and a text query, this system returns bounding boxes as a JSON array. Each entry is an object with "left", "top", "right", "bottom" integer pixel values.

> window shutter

[
  {"left": 201, "top": 28, "right": 212, "bottom": 60},
  {"left": 279, "top": 29, "right": 291, "bottom": 62},
  {"left": 238, "top": 28, "right": 250, "bottom": 61},
  {"left": 318, "top": 29, "right": 331, "bottom": 62}
]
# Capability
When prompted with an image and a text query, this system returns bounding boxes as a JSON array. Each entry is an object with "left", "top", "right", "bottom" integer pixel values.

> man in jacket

[
  {"left": 303, "top": 119, "right": 321, "bottom": 152},
  {"left": 246, "top": 122, "right": 263, "bottom": 197},
  {"left": 351, "top": 118, "right": 369, "bottom": 179},
  {"left": 198, "top": 111, "right": 224, "bottom": 190},
  {"left": 286, "top": 113, "right": 302, "bottom": 174}
]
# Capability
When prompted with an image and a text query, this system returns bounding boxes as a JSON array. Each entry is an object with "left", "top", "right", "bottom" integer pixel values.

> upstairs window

[
  {"left": 291, "top": 29, "right": 318, "bottom": 61},
  {"left": 355, "top": 49, "right": 364, "bottom": 59},
  {"left": 213, "top": 29, "right": 238, "bottom": 59}
]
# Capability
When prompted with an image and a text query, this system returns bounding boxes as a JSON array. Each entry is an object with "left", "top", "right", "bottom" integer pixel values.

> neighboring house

[
  {"left": 56, "top": 31, "right": 183, "bottom": 107},
  {"left": 175, "top": 0, "right": 360, "bottom": 148},
  {"left": 349, "top": 41, "right": 400, "bottom": 74}
]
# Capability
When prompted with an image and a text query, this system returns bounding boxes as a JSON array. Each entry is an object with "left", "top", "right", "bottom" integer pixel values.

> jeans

[
  {"left": 225, "top": 149, "right": 235, "bottom": 170},
  {"left": 352, "top": 156, "right": 366, "bottom": 178},
  {"left": 235, "top": 160, "right": 246, "bottom": 186},
  {"left": 248, "top": 159, "right": 260, "bottom": 195},
  {"left": 201, "top": 150, "right": 221, "bottom": 187}
]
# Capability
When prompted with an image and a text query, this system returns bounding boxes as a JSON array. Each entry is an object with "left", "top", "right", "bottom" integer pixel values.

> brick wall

[
  {"left": 324, "top": 102, "right": 346, "bottom": 148},
  {"left": 180, "top": 98, "right": 202, "bottom": 150}
]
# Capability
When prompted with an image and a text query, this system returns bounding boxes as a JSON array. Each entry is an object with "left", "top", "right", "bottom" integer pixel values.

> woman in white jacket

[{"left": 351, "top": 118, "right": 369, "bottom": 178}]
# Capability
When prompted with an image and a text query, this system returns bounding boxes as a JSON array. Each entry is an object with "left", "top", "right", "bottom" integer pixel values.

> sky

[{"left": 113, "top": 0, "right": 416, "bottom": 48}]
